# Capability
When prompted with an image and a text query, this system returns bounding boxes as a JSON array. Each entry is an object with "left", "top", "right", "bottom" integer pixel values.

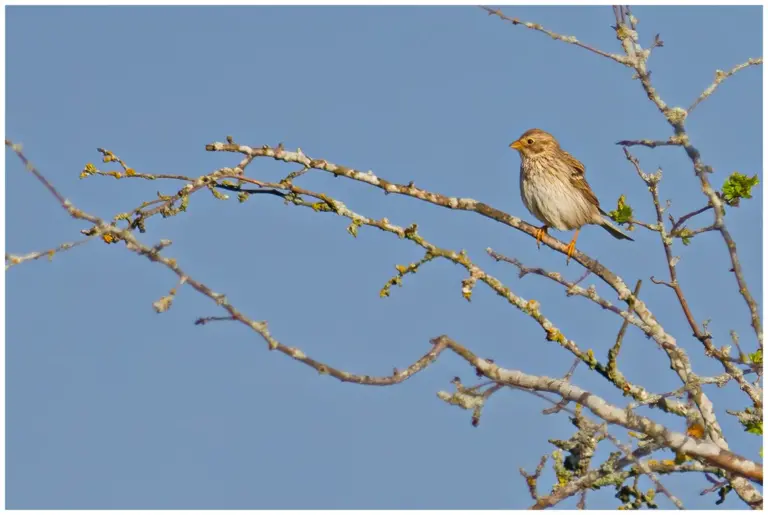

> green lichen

[{"left": 665, "top": 106, "right": 688, "bottom": 125}]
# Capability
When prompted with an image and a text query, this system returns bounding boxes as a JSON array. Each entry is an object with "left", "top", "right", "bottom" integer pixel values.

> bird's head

[{"left": 509, "top": 129, "right": 559, "bottom": 159}]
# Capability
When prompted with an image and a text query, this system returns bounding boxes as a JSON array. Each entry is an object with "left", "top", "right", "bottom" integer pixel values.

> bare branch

[
  {"left": 616, "top": 138, "right": 682, "bottom": 148},
  {"left": 623, "top": 149, "right": 762, "bottom": 412},
  {"left": 520, "top": 455, "right": 548, "bottom": 502},
  {"left": 669, "top": 204, "right": 714, "bottom": 234},
  {"left": 487, "top": 248, "right": 649, "bottom": 329},
  {"left": 480, "top": 6, "right": 632, "bottom": 65},
  {"left": 432, "top": 335, "right": 763, "bottom": 484},
  {"left": 611, "top": 20, "right": 764, "bottom": 352},
  {"left": 607, "top": 280, "right": 642, "bottom": 379},
  {"left": 5, "top": 140, "right": 452, "bottom": 388},
  {"left": 8, "top": 8, "right": 764, "bottom": 507},
  {"left": 6, "top": 140, "right": 101, "bottom": 226},
  {"left": 688, "top": 58, "right": 763, "bottom": 113},
  {"left": 604, "top": 433, "right": 685, "bottom": 509},
  {"left": 6, "top": 236, "right": 95, "bottom": 270},
  {"left": 206, "top": 142, "right": 725, "bottom": 408}
]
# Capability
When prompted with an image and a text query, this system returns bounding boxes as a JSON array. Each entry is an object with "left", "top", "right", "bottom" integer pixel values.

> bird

[{"left": 509, "top": 128, "right": 633, "bottom": 261}]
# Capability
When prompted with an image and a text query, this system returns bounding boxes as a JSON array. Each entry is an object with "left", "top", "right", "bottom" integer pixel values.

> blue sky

[{"left": 5, "top": 5, "right": 762, "bottom": 509}]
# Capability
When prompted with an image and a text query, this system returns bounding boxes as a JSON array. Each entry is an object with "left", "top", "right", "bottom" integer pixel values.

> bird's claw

[
  {"left": 534, "top": 226, "right": 548, "bottom": 249},
  {"left": 565, "top": 241, "right": 576, "bottom": 265}
]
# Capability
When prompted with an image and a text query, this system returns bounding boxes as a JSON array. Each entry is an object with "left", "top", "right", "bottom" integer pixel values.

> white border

[{"left": 2, "top": 1, "right": 765, "bottom": 513}]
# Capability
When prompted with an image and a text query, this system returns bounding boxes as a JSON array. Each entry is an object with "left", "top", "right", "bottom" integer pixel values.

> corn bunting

[{"left": 509, "top": 128, "right": 633, "bottom": 261}]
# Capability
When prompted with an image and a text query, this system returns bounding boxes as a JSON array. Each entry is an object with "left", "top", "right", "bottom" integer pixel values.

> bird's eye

[{"left": 526, "top": 138, "right": 535, "bottom": 145}]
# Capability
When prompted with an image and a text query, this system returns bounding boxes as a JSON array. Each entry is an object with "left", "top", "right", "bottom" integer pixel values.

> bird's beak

[{"left": 509, "top": 140, "right": 523, "bottom": 151}]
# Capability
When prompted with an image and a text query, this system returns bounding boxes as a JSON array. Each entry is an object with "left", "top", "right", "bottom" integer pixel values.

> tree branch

[
  {"left": 688, "top": 57, "right": 763, "bottom": 113},
  {"left": 433, "top": 335, "right": 763, "bottom": 484},
  {"left": 480, "top": 6, "right": 632, "bottom": 65}
]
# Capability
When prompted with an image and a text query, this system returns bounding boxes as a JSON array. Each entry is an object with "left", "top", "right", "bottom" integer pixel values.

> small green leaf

[
  {"left": 608, "top": 195, "right": 633, "bottom": 224},
  {"left": 209, "top": 187, "right": 229, "bottom": 200},
  {"left": 722, "top": 172, "right": 759, "bottom": 207},
  {"left": 748, "top": 348, "right": 762, "bottom": 366},
  {"left": 745, "top": 421, "right": 763, "bottom": 435},
  {"left": 677, "top": 227, "right": 693, "bottom": 245},
  {"left": 347, "top": 219, "right": 363, "bottom": 238}
]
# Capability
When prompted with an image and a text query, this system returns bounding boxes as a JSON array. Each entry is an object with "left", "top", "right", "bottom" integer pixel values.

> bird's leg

[
  {"left": 565, "top": 229, "right": 580, "bottom": 264},
  {"left": 534, "top": 225, "right": 549, "bottom": 249}
]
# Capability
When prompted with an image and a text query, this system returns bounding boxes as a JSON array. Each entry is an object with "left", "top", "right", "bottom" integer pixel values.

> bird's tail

[{"left": 599, "top": 218, "right": 634, "bottom": 241}]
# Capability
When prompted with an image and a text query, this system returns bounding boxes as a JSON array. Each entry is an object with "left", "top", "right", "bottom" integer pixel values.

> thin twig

[
  {"left": 542, "top": 357, "right": 581, "bottom": 415},
  {"left": 6, "top": 140, "right": 452, "bottom": 388},
  {"left": 480, "top": 6, "right": 631, "bottom": 65},
  {"left": 625, "top": 149, "right": 762, "bottom": 412},
  {"left": 433, "top": 335, "right": 763, "bottom": 483},
  {"left": 604, "top": 433, "right": 685, "bottom": 509},
  {"left": 487, "top": 248, "right": 650, "bottom": 332},
  {"left": 607, "top": 279, "right": 642, "bottom": 375},
  {"left": 6, "top": 236, "right": 96, "bottom": 270},
  {"left": 616, "top": 138, "right": 682, "bottom": 148},
  {"left": 669, "top": 204, "right": 714, "bottom": 234},
  {"left": 520, "top": 455, "right": 548, "bottom": 501},
  {"left": 688, "top": 57, "right": 763, "bottom": 113}
]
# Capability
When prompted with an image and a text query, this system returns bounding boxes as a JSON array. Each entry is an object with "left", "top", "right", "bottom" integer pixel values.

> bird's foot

[
  {"left": 534, "top": 226, "right": 549, "bottom": 249},
  {"left": 564, "top": 229, "right": 581, "bottom": 265},
  {"left": 565, "top": 240, "right": 577, "bottom": 265}
]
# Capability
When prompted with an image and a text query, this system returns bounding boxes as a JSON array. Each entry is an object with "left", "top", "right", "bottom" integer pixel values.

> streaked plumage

[{"left": 509, "top": 128, "right": 632, "bottom": 260}]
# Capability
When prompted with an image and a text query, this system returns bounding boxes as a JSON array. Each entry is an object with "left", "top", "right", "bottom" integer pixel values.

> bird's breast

[{"left": 519, "top": 160, "right": 596, "bottom": 231}]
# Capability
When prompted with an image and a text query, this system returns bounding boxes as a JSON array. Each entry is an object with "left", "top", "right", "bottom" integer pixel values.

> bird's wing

[
  {"left": 561, "top": 149, "right": 586, "bottom": 176},
  {"left": 562, "top": 150, "right": 601, "bottom": 210}
]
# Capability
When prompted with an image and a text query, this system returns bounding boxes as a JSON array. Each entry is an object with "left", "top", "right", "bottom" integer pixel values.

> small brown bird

[{"left": 509, "top": 128, "right": 633, "bottom": 261}]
